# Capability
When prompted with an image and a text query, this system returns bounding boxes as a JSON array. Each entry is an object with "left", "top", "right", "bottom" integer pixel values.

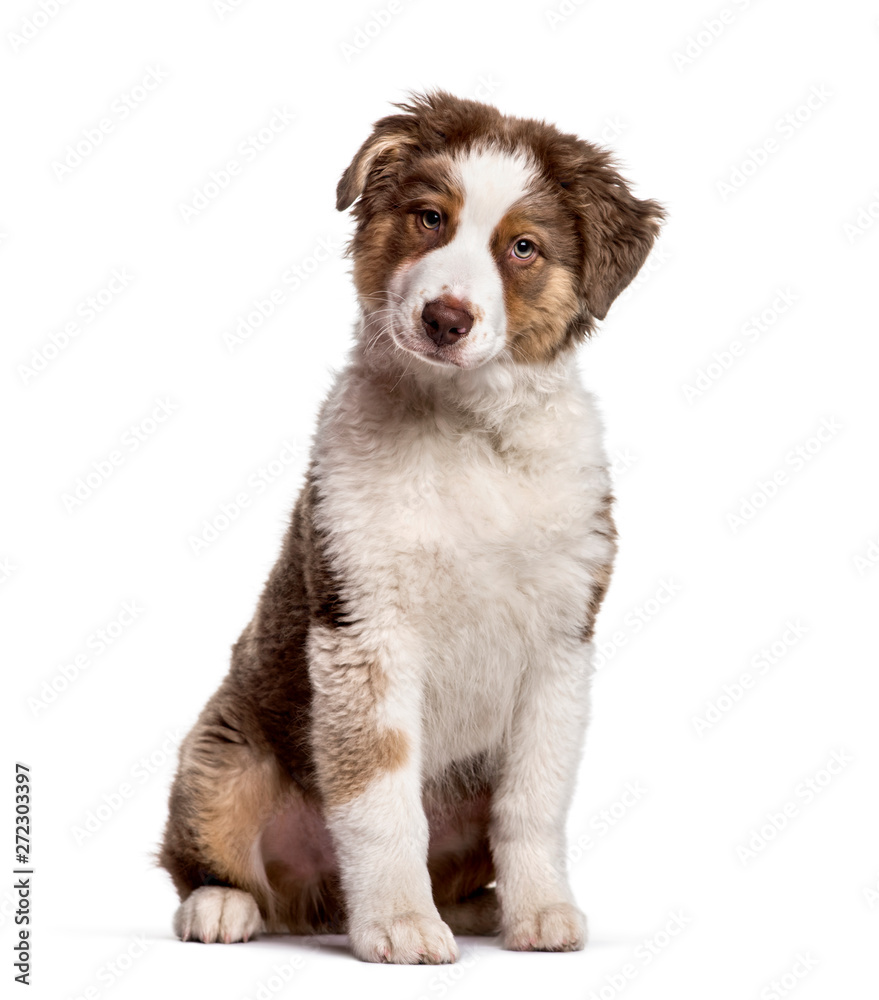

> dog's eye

[
  {"left": 420, "top": 210, "right": 442, "bottom": 230},
  {"left": 512, "top": 239, "right": 535, "bottom": 260}
]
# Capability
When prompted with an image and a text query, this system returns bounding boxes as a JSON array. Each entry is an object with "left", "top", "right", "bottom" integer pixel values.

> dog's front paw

[
  {"left": 503, "top": 901, "right": 587, "bottom": 952},
  {"left": 351, "top": 911, "right": 459, "bottom": 964},
  {"left": 173, "top": 886, "right": 262, "bottom": 943}
]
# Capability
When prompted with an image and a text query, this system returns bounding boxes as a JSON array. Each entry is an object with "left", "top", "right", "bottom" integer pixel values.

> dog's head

[{"left": 337, "top": 91, "right": 664, "bottom": 371}]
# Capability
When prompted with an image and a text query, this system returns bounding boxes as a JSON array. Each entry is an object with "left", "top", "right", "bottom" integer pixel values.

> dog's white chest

[{"left": 316, "top": 377, "right": 610, "bottom": 772}]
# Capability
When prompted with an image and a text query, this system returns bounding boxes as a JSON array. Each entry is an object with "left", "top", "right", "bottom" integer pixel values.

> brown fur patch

[
  {"left": 424, "top": 754, "right": 495, "bottom": 906},
  {"left": 504, "top": 265, "right": 581, "bottom": 363},
  {"left": 583, "top": 494, "right": 618, "bottom": 642},
  {"left": 315, "top": 719, "right": 410, "bottom": 807},
  {"left": 437, "top": 887, "right": 500, "bottom": 936},
  {"left": 348, "top": 153, "right": 464, "bottom": 307},
  {"left": 196, "top": 753, "right": 284, "bottom": 887},
  {"left": 489, "top": 193, "right": 584, "bottom": 363},
  {"left": 426, "top": 763, "right": 498, "bottom": 933},
  {"left": 159, "top": 679, "right": 289, "bottom": 913}
]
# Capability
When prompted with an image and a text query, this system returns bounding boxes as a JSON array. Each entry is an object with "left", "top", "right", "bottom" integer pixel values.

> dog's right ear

[{"left": 335, "top": 115, "right": 418, "bottom": 212}]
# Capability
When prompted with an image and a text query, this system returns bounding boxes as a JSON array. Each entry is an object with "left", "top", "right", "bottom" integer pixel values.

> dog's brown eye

[
  {"left": 512, "top": 239, "right": 535, "bottom": 260},
  {"left": 420, "top": 210, "right": 442, "bottom": 230}
]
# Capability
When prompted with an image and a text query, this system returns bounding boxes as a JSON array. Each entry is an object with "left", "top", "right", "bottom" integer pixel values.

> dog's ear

[
  {"left": 568, "top": 151, "right": 664, "bottom": 326},
  {"left": 335, "top": 114, "right": 419, "bottom": 212}
]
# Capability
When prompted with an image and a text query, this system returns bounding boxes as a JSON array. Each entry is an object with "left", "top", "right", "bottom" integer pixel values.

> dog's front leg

[
  {"left": 491, "top": 640, "right": 593, "bottom": 951},
  {"left": 308, "top": 624, "right": 457, "bottom": 964}
]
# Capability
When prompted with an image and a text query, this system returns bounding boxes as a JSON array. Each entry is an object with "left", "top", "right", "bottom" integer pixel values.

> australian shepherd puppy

[{"left": 160, "top": 91, "right": 663, "bottom": 964}]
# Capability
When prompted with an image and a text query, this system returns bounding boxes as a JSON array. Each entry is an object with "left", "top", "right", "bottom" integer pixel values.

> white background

[{"left": 3, "top": 0, "right": 879, "bottom": 997}]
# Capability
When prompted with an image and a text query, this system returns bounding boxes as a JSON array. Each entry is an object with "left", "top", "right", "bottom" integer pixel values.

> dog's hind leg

[
  {"left": 426, "top": 768, "right": 499, "bottom": 937},
  {"left": 436, "top": 886, "right": 500, "bottom": 936},
  {"left": 159, "top": 681, "right": 291, "bottom": 943}
]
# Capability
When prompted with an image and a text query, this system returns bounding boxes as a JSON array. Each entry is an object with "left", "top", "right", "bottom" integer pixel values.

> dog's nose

[{"left": 421, "top": 299, "right": 473, "bottom": 346}]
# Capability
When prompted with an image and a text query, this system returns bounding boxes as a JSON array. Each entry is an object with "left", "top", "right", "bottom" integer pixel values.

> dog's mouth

[
  {"left": 383, "top": 302, "right": 490, "bottom": 369},
  {"left": 409, "top": 330, "right": 469, "bottom": 368}
]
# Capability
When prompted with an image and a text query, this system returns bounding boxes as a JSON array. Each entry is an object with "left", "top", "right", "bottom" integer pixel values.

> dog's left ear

[
  {"left": 335, "top": 114, "right": 418, "bottom": 212},
  {"left": 570, "top": 153, "right": 665, "bottom": 325}
]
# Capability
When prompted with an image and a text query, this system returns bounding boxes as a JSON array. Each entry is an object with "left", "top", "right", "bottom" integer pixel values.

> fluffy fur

[{"left": 159, "top": 91, "right": 663, "bottom": 963}]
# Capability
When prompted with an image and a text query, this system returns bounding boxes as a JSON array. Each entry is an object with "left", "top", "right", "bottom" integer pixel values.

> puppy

[{"left": 160, "top": 91, "right": 663, "bottom": 963}]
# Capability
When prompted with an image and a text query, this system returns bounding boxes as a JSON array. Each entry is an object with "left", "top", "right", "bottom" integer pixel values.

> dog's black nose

[{"left": 421, "top": 299, "right": 473, "bottom": 346}]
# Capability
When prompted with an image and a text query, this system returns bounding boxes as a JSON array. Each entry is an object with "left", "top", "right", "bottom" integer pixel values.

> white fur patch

[
  {"left": 312, "top": 353, "right": 612, "bottom": 779},
  {"left": 388, "top": 146, "right": 537, "bottom": 369},
  {"left": 455, "top": 146, "right": 536, "bottom": 233},
  {"left": 173, "top": 886, "right": 262, "bottom": 944}
]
